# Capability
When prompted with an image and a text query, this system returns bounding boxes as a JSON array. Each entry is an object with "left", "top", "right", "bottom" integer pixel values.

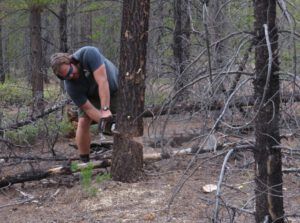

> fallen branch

[
  {"left": 214, "top": 149, "right": 235, "bottom": 222},
  {"left": 282, "top": 168, "right": 300, "bottom": 173},
  {"left": 0, "top": 197, "right": 36, "bottom": 209},
  {"left": 0, "top": 98, "right": 71, "bottom": 132}
]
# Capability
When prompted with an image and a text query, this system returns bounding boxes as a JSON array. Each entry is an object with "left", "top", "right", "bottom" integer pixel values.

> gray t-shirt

[{"left": 64, "top": 46, "right": 119, "bottom": 107}]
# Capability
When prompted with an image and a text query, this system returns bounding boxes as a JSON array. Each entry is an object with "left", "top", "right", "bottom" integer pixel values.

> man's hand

[
  {"left": 100, "top": 109, "right": 112, "bottom": 119},
  {"left": 98, "top": 115, "right": 114, "bottom": 135}
]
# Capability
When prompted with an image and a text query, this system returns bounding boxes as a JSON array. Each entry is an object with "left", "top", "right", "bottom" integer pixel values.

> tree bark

[
  {"left": 253, "top": 1, "right": 284, "bottom": 222},
  {"left": 0, "top": 19, "right": 4, "bottom": 84},
  {"left": 41, "top": 11, "right": 50, "bottom": 84},
  {"left": 29, "top": 5, "right": 44, "bottom": 113},
  {"left": 112, "top": 0, "right": 150, "bottom": 182},
  {"left": 59, "top": 0, "right": 68, "bottom": 52},
  {"left": 173, "top": 0, "right": 191, "bottom": 97},
  {"left": 80, "top": 0, "right": 92, "bottom": 46},
  {"left": 69, "top": 0, "right": 80, "bottom": 49},
  {"left": 111, "top": 134, "right": 144, "bottom": 182},
  {"left": 59, "top": 0, "right": 68, "bottom": 91}
]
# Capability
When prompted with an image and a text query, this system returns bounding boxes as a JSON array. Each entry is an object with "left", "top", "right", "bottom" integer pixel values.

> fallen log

[
  {"left": 0, "top": 160, "right": 111, "bottom": 188},
  {"left": 0, "top": 147, "right": 198, "bottom": 188},
  {"left": 1, "top": 141, "right": 298, "bottom": 188}
]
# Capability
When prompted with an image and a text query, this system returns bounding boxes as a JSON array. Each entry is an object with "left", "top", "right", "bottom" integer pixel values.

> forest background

[{"left": 0, "top": 0, "right": 299, "bottom": 222}]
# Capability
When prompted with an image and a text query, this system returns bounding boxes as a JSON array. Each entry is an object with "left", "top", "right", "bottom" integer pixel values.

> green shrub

[
  {"left": 5, "top": 124, "right": 39, "bottom": 144},
  {"left": 44, "top": 84, "right": 60, "bottom": 101},
  {"left": 4, "top": 113, "right": 74, "bottom": 145},
  {"left": 96, "top": 173, "right": 111, "bottom": 183},
  {"left": 71, "top": 162, "right": 97, "bottom": 196},
  {"left": 0, "top": 80, "right": 31, "bottom": 105},
  {"left": 71, "top": 161, "right": 111, "bottom": 197},
  {"left": 58, "top": 119, "right": 74, "bottom": 136}
]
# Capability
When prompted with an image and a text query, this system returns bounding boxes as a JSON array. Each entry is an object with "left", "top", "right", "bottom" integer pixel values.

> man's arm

[
  {"left": 80, "top": 100, "right": 101, "bottom": 122},
  {"left": 93, "top": 64, "right": 112, "bottom": 118}
]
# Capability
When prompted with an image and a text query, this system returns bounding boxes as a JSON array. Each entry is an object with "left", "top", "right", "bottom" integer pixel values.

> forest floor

[{"left": 0, "top": 115, "right": 300, "bottom": 223}]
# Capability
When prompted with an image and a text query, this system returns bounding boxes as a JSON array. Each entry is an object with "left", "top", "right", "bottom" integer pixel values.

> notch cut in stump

[{"left": 111, "top": 133, "right": 143, "bottom": 182}]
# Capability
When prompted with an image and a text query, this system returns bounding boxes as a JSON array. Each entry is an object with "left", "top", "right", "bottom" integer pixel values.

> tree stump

[{"left": 111, "top": 133, "right": 143, "bottom": 182}]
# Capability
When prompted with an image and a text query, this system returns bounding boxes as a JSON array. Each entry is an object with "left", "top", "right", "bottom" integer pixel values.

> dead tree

[
  {"left": 111, "top": 0, "right": 150, "bottom": 182},
  {"left": 253, "top": 1, "right": 284, "bottom": 222}
]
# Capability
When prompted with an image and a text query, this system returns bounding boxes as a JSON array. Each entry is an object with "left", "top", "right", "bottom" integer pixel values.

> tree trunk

[
  {"left": 253, "top": 1, "right": 284, "bottom": 222},
  {"left": 59, "top": 0, "right": 68, "bottom": 52},
  {"left": 30, "top": 5, "right": 44, "bottom": 113},
  {"left": 112, "top": 135, "right": 144, "bottom": 182},
  {"left": 207, "top": 0, "right": 227, "bottom": 104},
  {"left": 173, "top": 0, "right": 191, "bottom": 99},
  {"left": 69, "top": 0, "right": 79, "bottom": 49},
  {"left": 112, "top": 0, "right": 150, "bottom": 182},
  {"left": 208, "top": 0, "right": 227, "bottom": 71},
  {"left": 80, "top": 0, "right": 92, "bottom": 46},
  {"left": 0, "top": 20, "right": 4, "bottom": 84},
  {"left": 42, "top": 11, "right": 50, "bottom": 84},
  {"left": 59, "top": 0, "right": 68, "bottom": 91},
  {"left": 3, "top": 21, "right": 9, "bottom": 79}
]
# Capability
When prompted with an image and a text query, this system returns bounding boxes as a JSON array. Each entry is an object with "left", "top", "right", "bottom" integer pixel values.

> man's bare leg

[{"left": 76, "top": 116, "right": 92, "bottom": 162}]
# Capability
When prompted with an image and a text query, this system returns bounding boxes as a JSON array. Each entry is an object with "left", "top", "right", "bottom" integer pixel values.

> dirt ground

[{"left": 0, "top": 116, "right": 300, "bottom": 223}]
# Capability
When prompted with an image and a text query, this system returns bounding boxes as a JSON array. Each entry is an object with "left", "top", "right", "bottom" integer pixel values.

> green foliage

[
  {"left": 228, "top": 1, "right": 253, "bottom": 30},
  {"left": 70, "top": 161, "right": 111, "bottom": 197},
  {"left": 92, "top": 3, "right": 121, "bottom": 63},
  {"left": 70, "top": 161, "right": 79, "bottom": 172},
  {"left": 44, "top": 84, "right": 60, "bottom": 101},
  {"left": 96, "top": 173, "right": 111, "bottom": 183},
  {"left": 71, "top": 162, "right": 97, "bottom": 196},
  {"left": 0, "top": 79, "right": 31, "bottom": 106},
  {"left": 58, "top": 119, "right": 74, "bottom": 136},
  {"left": 80, "top": 162, "right": 94, "bottom": 192},
  {"left": 5, "top": 124, "right": 39, "bottom": 144},
  {"left": 4, "top": 113, "right": 73, "bottom": 145},
  {"left": 1, "top": 76, "right": 67, "bottom": 144}
]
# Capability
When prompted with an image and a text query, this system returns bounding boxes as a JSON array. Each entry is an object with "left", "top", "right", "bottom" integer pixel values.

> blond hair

[{"left": 50, "top": 53, "right": 72, "bottom": 76}]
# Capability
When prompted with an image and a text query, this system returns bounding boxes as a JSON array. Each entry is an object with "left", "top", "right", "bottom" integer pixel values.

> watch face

[{"left": 103, "top": 106, "right": 109, "bottom": 111}]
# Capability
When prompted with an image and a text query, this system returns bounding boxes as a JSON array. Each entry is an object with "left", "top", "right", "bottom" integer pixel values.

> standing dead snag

[
  {"left": 253, "top": 1, "right": 284, "bottom": 222},
  {"left": 112, "top": 0, "right": 150, "bottom": 182}
]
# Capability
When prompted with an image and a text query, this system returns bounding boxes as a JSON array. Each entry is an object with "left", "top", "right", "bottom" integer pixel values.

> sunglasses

[{"left": 58, "top": 64, "right": 73, "bottom": 80}]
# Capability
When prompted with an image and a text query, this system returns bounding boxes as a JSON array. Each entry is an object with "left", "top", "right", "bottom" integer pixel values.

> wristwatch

[{"left": 102, "top": 106, "right": 110, "bottom": 111}]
